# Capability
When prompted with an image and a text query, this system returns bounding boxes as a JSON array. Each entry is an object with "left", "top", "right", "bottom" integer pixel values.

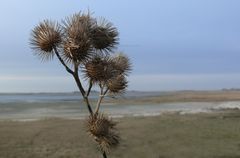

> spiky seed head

[
  {"left": 86, "top": 114, "right": 119, "bottom": 153},
  {"left": 107, "top": 75, "right": 127, "bottom": 93},
  {"left": 83, "top": 55, "right": 116, "bottom": 83},
  {"left": 112, "top": 53, "right": 131, "bottom": 75},
  {"left": 62, "top": 12, "right": 94, "bottom": 63},
  {"left": 91, "top": 18, "right": 119, "bottom": 52},
  {"left": 63, "top": 36, "right": 92, "bottom": 63},
  {"left": 30, "top": 20, "right": 62, "bottom": 60}
]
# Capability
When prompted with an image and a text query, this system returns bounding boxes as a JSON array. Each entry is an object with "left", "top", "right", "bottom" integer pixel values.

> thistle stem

[
  {"left": 53, "top": 47, "right": 93, "bottom": 115},
  {"left": 95, "top": 95, "right": 104, "bottom": 114},
  {"left": 103, "top": 151, "right": 107, "bottom": 158},
  {"left": 95, "top": 87, "right": 109, "bottom": 114},
  {"left": 73, "top": 64, "right": 93, "bottom": 116},
  {"left": 53, "top": 47, "right": 73, "bottom": 74},
  {"left": 86, "top": 80, "right": 93, "bottom": 97},
  {"left": 73, "top": 64, "right": 86, "bottom": 97}
]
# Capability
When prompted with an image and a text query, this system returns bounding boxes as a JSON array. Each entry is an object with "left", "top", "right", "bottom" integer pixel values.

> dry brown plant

[
  {"left": 87, "top": 114, "right": 119, "bottom": 153},
  {"left": 30, "top": 20, "right": 62, "bottom": 61},
  {"left": 30, "top": 11, "right": 131, "bottom": 158}
]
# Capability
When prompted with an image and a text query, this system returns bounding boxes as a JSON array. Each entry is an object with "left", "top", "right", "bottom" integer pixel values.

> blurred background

[{"left": 0, "top": 0, "right": 240, "bottom": 92}]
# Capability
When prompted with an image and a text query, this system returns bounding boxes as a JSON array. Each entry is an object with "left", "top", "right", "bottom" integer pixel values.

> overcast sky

[{"left": 0, "top": 0, "right": 240, "bottom": 92}]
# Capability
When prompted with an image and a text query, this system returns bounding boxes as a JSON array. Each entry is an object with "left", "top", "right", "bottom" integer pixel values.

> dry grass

[{"left": 0, "top": 111, "right": 240, "bottom": 158}]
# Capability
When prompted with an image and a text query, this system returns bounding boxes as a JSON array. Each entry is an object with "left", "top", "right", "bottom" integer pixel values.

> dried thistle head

[
  {"left": 62, "top": 12, "right": 94, "bottom": 63},
  {"left": 63, "top": 37, "right": 92, "bottom": 63},
  {"left": 86, "top": 114, "right": 119, "bottom": 153},
  {"left": 30, "top": 20, "right": 62, "bottom": 60},
  {"left": 112, "top": 53, "right": 131, "bottom": 75},
  {"left": 107, "top": 75, "right": 128, "bottom": 93},
  {"left": 91, "top": 18, "right": 119, "bottom": 52},
  {"left": 83, "top": 55, "right": 116, "bottom": 83}
]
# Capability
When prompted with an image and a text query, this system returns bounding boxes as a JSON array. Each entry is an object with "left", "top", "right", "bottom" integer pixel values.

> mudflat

[
  {"left": 105, "top": 90, "right": 240, "bottom": 105},
  {"left": 0, "top": 111, "right": 240, "bottom": 158}
]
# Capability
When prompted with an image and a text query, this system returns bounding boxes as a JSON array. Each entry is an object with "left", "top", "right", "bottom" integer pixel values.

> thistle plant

[{"left": 30, "top": 12, "right": 131, "bottom": 158}]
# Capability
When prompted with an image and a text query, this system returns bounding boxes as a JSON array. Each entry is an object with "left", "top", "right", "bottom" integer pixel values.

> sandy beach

[{"left": 0, "top": 91, "right": 240, "bottom": 158}]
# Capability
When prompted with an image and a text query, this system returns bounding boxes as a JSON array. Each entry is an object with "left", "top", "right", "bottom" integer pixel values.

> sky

[{"left": 0, "top": 0, "right": 240, "bottom": 92}]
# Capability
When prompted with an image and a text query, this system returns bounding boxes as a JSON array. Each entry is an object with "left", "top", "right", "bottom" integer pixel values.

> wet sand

[
  {"left": 1, "top": 90, "right": 240, "bottom": 121},
  {"left": 1, "top": 91, "right": 240, "bottom": 157}
]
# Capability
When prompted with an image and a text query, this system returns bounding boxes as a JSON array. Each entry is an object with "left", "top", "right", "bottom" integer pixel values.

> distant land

[
  {"left": 1, "top": 88, "right": 240, "bottom": 95},
  {"left": 104, "top": 90, "right": 240, "bottom": 105},
  {"left": 1, "top": 90, "right": 240, "bottom": 104}
]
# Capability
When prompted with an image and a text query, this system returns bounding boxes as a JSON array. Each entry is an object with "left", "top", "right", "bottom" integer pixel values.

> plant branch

[
  {"left": 73, "top": 64, "right": 86, "bottom": 96},
  {"left": 53, "top": 47, "right": 93, "bottom": 115},
  {"left": 95, "top": 96, "right": 104, "bottom": 115},
  {"left": 86, "top": 80, "right": 93, "bottom": 97},
  {"left": 103, "top": 88, "right": 109, "bottom": 96},
  {"left": 53, "top": 47, "right": 73, "bottom": 75},
  {"left": 94, "top": 85, "right": 109, "bottom": 114},
  {"left": 103, "top": 151, "right": 107, "bottom": 158},
  {"left": 73, "top": 62, "right": 93, "bottom": 115}
]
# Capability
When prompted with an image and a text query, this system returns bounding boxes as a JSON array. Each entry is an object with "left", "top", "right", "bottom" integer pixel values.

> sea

[{"left": 0, "top": 91, "right": 239, "bottom": 121}]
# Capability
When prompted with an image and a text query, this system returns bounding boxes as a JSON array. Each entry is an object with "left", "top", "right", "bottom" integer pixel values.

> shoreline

[
  {"left": 1, "top": 90, "right": 240, "bottom": 122},
  {"left": 1, "top": 105, "right": 239, "bottom": 122},
  {"left": 104, "top": 90, "right": 240, "bottom": 105}
]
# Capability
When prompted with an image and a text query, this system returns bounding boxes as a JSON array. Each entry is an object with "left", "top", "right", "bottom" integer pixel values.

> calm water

[
  {"left": 0, "top": 92, "right": 239, "bottom": 121},
  {"left": 0, "top": 93, "right": 86, "bottom": 103},
  {"left": 0, "top": 91, "right": 164, "bottom": 103}
]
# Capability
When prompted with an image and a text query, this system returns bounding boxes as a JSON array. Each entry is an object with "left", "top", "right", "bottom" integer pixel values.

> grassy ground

[{"left": 0, "top": 111, "right": 240, "bottom": 158}]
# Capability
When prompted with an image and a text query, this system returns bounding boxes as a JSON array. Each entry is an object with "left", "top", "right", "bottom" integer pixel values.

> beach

[
  {"left": 0, "top": 91, "right": 240, "bottom": 158},
  {"left": 0, "top": 111, "right": 240, "bottom": 158},
  {"left": 1, "top": 90, "right": 240, "bottom": 121}
]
